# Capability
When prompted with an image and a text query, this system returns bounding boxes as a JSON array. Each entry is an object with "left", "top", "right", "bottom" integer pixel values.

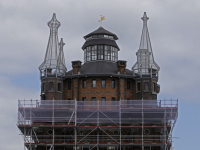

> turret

[
  {"left": 39, "top": 13, "right": 66, "bottom": 100},
  {"left": 133, "top": 12, "right": 160, "bottom": 100}
]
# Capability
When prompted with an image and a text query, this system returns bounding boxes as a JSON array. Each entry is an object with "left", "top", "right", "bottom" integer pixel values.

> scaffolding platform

[{"left": 18, "top": 99, "right": 178, "bottom": 150}]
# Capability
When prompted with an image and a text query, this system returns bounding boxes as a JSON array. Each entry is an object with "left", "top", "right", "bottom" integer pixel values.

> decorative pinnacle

[
  {"left": 48, "top": 13, "right": 61, "bottom": 29},
  {"left": 59, "top": 38, "right": 65, "bottom": 49},
  {"left": 141, "top": 12, "right": 149, "bottom": 25}
]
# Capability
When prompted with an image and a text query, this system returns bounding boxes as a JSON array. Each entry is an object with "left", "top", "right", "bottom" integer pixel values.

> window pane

[
  {"left": 144, "top": 82, "right": 149, "bottom": 90},
  {"left": 111, "top": 80, "right": 115, "bottom": 88},
  {"left": 102, "top": 79, "right": 106, "bottom": 88},
  {"left": 82, "top": 80, "right": 86, "bottom": 88},
  {"left": 92, "top": 80, "right": 96, "bottom": 88},
  {"left": 127, "top": 81, "right": 130, "bottom": 90},
  {"left": 102, "top": 97, "right": 106, "bottom": 106},
  {"left": 137, "top": 82, "right": 140, "bottom": 91},
  {"left": 57, "top": 83, "right": 61, "bottom": 91},
  {"left": 68, "top": 81, "right": 71, "bottom": 90},
  {"left": 91, "top": 46, "right": 97, "bottom": 60},
  {"left": 153, "top": 82, "right": 156, "bottom": 92},
  {"left": 42, "top": 82, "right": 45, "bottom": 91},
  {"left": 49, "top": 82, "right": 54, "bottom": 91},
  {"left": 109, "top": 36, "right": 113, "bottom": 39},
  {"left": 92, "top": 97, "right": 96, "bottom": 105}
]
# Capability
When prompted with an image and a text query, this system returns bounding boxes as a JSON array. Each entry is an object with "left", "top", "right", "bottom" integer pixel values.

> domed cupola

[{"left": 82, "top": 27, "right": 120, "bottom": 63}]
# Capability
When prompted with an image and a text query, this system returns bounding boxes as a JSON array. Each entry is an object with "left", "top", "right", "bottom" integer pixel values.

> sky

[{"left": 0, "top": 0, "right": 200, "bottom": 149}]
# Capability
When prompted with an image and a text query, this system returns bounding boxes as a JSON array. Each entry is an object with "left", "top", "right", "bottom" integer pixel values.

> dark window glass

[
  {"left": 144, "top": 82, "right": 149, "bottom": 91},
  {"left": 98, "top": 34, "right": 103, "bottom": 38},
  {"left": 57, "top": 82, "right": 61, "bottom": 91},
  {"left": 82, "top": 97, "right": 86, "bottom": 101},
  {"left": 68, "top": 81, "right": 71, "bottom": 90},
  {"left": 153, "top": 82, "right": 156, "bottom": 92},
  {"left": 137, "top": 82, "right": 140, "bottom": 91},
  {"left": 42, "top": 82, "right": 45, "bottom": 91},
  {"left": 82, "top": 80, "right": 86, "bottom": 88},
  {"left": 92, "top": 35, "right": 98, "bottom": 38},
  {"left": 111, "top": 80, "right": 115, "bottom": 88},
  {"left": 92, "top": 79, "right": 96, "bottom": 88},
  {"left": 107, "top": 46, "right": 111, "bottom": 60},
  {"left": 49, "top": 82, "right": 54, "bottom": 91},
  {"left": 91, "top": 46, "right": 97, "bottom": 61},
  {"left": 111, "top": 97, "right": 115, "bottom": 101},
  {"left": 127, "top": 81, "right": 130, "bottom": 90},
  {"left": 97, "top": 45, "right": 104, "bottom": 60},
  {"left": 109, "top": 36, "right": 114, "bottom": 39},
  {"left": 84, "top": 49, "right": 86, "bottom": 62},
  {"left": 92, "top": 97, "right": 96, "bottom": 105},
  {"left": 86, "top": 46, "right": 91, "bottom": 61},
  {"left": 102, "top": 97, "right": 106, "bottom": 106},
  {"left": 102, "top": 79, "right": 106, "bottom": 88}
]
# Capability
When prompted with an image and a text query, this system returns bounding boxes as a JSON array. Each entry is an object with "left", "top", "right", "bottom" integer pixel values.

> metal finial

[
  {"left": 48, "top": 13, "right": 61, "bottom": 29},
  {"left": 59, "top": 38, "right": 65, "bottom": 48},
  {"left": 141, "top": 12, "right": 149, "bottom": 23}
]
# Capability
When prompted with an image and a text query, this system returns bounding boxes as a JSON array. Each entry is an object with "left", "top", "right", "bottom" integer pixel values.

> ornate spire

[
  {"left": 57, "top": 38, "right": 67, "bottom": 72},
  {"left": 139, "top": 12, "right": 151, "bottom": 52},
  {"left": 39, "top": 13, "right": 66, "bottom": 77},
  {"left": 133, "top": 12, "right": 160, "bottom": 75}
]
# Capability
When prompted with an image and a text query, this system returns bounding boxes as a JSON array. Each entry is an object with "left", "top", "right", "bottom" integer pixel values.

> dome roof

[{"left": 84, "top": 27, "right": 118, "bottom": 40}]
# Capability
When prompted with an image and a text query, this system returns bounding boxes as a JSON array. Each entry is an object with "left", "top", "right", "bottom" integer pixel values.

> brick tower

[
  {"left": 132, "top": 12, "right": 160, "bottom": 100},
  {"left": 39, "top": 13, "right": 67, "bottom": 100}
]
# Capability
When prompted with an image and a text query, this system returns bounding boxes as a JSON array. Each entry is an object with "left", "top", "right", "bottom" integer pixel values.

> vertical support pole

[
  {"left": 164, "top": 99, "right": 166, "bottom": 150},
  {"left": 142, "top": 98, "right": 144, "bottom": 150},
  {"left": 24, "top": 99, "right": 26, "bottom": 150},
  {"left": 53, "top": 99, "right": 55, "bottom": 150},
  {"left": 75, "top": 99, "right": 77, "bottom": 150},
  {"left": 97, "top": 100, "right": 99, "bottom": 150},
  {"left": 170, "top": 99, "right": 173, "bottom": 149},
  {"left": 30, "top": 99, "right": 32, "bottom": 150},
  {"left": 119, "top": 100, "right": 121, "bottom": 150}
]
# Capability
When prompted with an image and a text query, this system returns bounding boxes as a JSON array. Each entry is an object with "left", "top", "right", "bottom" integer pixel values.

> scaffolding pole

[
  {"left": 119, "top": 100, "right": 121, "bottom": 150},
  {"left": 75, "top": 99, "right": 77, "bottom": 150},
  {"left": 142, "top": 98, "right": 144, "bottom": 150}
]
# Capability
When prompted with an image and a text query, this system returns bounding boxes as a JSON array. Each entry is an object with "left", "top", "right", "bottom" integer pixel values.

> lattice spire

[
  {"left": 133, "top": 12, "right": 160, "bottom": 75},
  {"left": 57, "top": 38, "right": 67, "bottom": 72},
  {"left": 39, "top": 13, "right": 66, "bottom": 76}
]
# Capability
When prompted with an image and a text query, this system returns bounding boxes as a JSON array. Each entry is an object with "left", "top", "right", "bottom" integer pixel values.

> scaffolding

[{"left": 18, "top": 99, "right": 178, "bottom": 150}]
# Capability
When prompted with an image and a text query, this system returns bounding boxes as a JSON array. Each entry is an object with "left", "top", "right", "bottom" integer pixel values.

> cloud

[{"left": 0, "top": 0, "right": 200, "bottom": 149}]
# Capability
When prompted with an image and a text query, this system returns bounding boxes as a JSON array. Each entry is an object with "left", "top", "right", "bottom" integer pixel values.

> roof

[
  {"left": 82, "top": 38, "right": 120, "bottom": 50},
  {"left": 66, "top": 61, "right": 133, "bottom": 76},
  {"left": 84, "top": 27, "right": 118, "bottom": 40}
]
